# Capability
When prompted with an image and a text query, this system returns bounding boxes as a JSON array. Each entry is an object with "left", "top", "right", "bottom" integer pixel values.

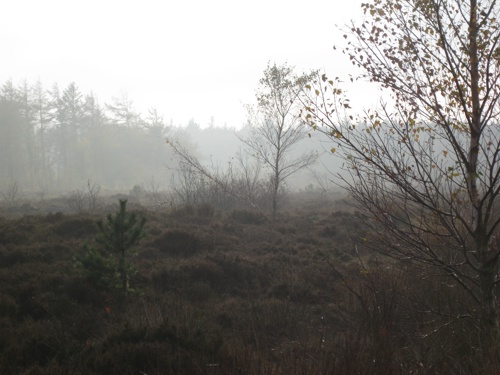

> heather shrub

[
  {"left": 230, "top": 209, "right": 267, "bottom": 225},
  {"left": 169, "top": 204, "right": 195, "bottom": 218},
  {"left": 53, "top": 216, "right": 98, "bottom": 238},
  {"left": 154, "top": 230, "right": 201, "bottom": 256},
  {"left": 1, "top": 193, "right": 498, "bottom": 374},
  {"left": 196, "top": 202, "right": 215, "bottom": 217}
]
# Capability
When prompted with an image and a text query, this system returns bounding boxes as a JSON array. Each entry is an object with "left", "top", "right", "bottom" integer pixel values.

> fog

[
  {"left": 0, "top": 79, "right": 344, "bottom": 208},
  {"left": 0, "top": 1, "right": 374, "bottom": 208},
  {"left": 1, "top": 0, "right": 369, "bottom": 129}
]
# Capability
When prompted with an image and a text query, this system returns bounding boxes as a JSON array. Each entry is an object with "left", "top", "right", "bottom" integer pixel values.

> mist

[{"left": 0, "top": 79, "right": 343, "bottom": 209}]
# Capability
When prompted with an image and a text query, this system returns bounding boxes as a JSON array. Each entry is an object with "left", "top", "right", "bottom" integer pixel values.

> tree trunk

[
  {"left": 272, "top": 183, "right": 278, "bottom": 217},
  {"left": 478, "top": 243, "right": 498, "bottom": 344},
  {"left": 119, "top": 256, "right": 129, "bottom": 295}
]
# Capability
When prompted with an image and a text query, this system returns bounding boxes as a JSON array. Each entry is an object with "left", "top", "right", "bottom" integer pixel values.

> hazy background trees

[
  {"left": 0, "top": 79, "right": 175, "bottom": 194},
  {"left": 0, "top": 78, "right": 338, "bottom": 202},
  {"left": 165, "top": 63, "right": 332, "bottom": 214}
]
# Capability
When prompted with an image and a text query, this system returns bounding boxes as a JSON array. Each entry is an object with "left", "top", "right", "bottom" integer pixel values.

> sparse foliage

[
  {"left": 68, "top": 179, "right": 102, "bottom": 214},
  {"left": 167, "top": 139, "right": 267, "bottom": 211},
  {"left": 0, "top": 180, "right": 20, "bottom": 207},
  {"left": 302, "top": 0, "right": 500, "bottom": 344},
  {"left": 141, "top": 178, "right": 170, "bottom": 210},
  {"left": 242, "top": 63, "right": 318, "bottom": 216}
]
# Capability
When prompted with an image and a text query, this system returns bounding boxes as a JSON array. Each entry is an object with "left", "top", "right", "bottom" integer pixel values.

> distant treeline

[
  {"left": 0, "top": 79, "right": 339, "bottom": 196},
  {"left": 0, "top": 79, "right": 181, "bottom": 192}
]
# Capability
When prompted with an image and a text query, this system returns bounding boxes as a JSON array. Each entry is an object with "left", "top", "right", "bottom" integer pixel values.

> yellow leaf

[{"left": 334, "top": 131, "right": 342, "bottom": 139}]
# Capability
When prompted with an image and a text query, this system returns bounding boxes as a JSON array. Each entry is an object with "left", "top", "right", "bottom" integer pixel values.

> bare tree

[
  {"left": 302, "top": 0, "right": 500, "bottom": 343},
  {"left": 166, "top": 139, "right": 265, "bottom": 211},
  {"left": 0, "top": 180, "right": 20, "bottom": 208},
  {"left": 241, "top": 63, "right": 318, "bottom": 216},
  {"left": 68, "top": 179, "right": 102, "bottom": 214}
]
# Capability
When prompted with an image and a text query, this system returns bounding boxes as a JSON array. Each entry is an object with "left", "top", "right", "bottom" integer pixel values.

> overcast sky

[{"left": 2, "top": 0, "right": 371, "bottom": 128}]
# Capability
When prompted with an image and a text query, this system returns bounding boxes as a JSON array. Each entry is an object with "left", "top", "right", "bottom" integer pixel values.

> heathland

[{"left": 0, "top": 191, "right": 491, "bottom": 374}]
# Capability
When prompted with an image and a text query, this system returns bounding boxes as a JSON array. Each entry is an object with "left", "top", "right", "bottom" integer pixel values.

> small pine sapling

[
  {"left": 95, "top": 199, "right": 146, "bottom": 294},
  {"left": 75, "top": 246, "right": 116, "bottom": 290},
  {"left": 75, "top": 199, "right": 146, "bottom": 294}
]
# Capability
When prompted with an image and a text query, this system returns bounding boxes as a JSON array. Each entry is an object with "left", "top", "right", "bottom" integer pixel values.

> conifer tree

[
  {"left": 96, "top": 199, "right": 146, "bottom": 294},
  {"left": 76, "top": 200, "right": 146, "bottom": 294}
]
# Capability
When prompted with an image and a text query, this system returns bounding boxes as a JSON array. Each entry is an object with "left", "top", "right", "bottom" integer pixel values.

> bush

[
  {"left": 67, "top": 179, "right": 102, "bottom": 214},
  {"left": 53, "top": 217, "right": 98, "bottom": 238},
  {"left": 231, "top": 209, "right": 267, "bottom": 225},
  {"left": 169, "top": 204, "right": 195, "bottom": 218},
  {"left": 44, "top": 212, "right": 64, "bottom": 223},
  {"left": 154, "top": 230, "right": 200, "bottom": 257},
  {"left": 196, "top": 203, "right": 215, "bottom": 217}
]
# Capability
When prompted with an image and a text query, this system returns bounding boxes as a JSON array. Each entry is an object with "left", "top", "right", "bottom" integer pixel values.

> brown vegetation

[{"left": 0, "top": 193, "right": 498, "bottom": 374}]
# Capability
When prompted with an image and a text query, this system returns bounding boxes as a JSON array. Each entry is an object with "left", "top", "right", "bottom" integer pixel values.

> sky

[{"left": 2, "top": 0, "right": 372, "bottom": 128}]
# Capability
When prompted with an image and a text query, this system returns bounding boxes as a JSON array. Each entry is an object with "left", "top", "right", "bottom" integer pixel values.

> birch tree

[
  {"left": 242, "top": 63, "right": 318, "bottom": 216},
  {"left": 302, "top": 0, "right": 500, "bottom": 342}
]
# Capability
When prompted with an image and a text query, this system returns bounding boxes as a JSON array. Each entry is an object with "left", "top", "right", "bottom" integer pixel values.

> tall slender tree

[
  {"left": 107, "top": 92, "right": 142, "bottom": 128},
  {"left": 302, "top": 0, "right": 500, "bottom": 342},
  {"left": 81, "top": 93, "right": 108, "bottom": 180},
  {"left": 0, "top": 80, "right": 23, "bottom": 184},
  {"left": 17, "top": 80, "right": 37, "bottom": 188},
  {"left": 242, "top": 63, "right": 318, "bottom": 216},
  {"left": 32, "top": 80, "right": 54, "bottom": 187},
  {"left": 54, "top": 82, "right": 84, "bottom": 188}
]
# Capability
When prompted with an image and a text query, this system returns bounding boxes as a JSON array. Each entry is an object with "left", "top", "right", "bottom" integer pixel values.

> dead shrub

[
  {"left": 67, "top": 179, "right": 102, "bottom": 214},
  {"left": 0, "top": 180, "right": 20, "bottom": 208}
]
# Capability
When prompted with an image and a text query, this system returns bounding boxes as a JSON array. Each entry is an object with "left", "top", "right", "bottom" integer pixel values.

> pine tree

[
  {"left": 76, "top": 199, "right": 146, "bottom": 294},
  {"left": 96, "top": 199, "right": 146, "bottom": 294}
]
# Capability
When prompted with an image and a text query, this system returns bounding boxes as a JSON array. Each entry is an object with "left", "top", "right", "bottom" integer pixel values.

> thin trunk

[
  {"left": 468, "top": 0, "right": 480, "bottom": 216},
  {"left": 272, "top": 171, "right": 279, "bottom": 217},
  {"left": 120, "top": 254, "right": 129, "bottom": 295},
  {"left": 272, "top": 117, "right": 285, "bottom": 217},
  {"left": 469, "top": 0, "right": 497, "bottom": 335},
  {"left": 479, "top": 256, "right": 498, "bottom": 340}
]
